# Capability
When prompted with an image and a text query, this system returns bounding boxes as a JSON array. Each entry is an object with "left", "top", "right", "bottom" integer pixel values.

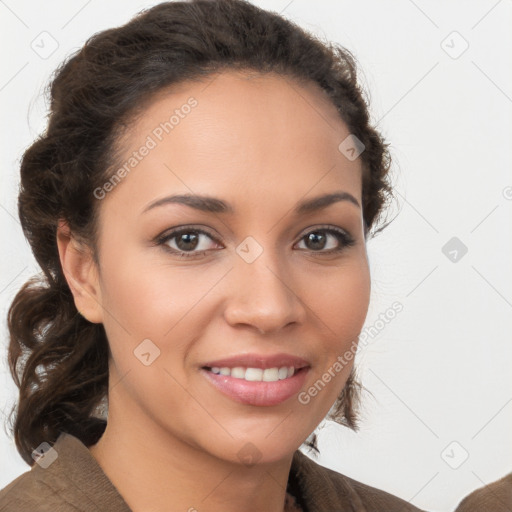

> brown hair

[{"left": 5, "top": 0, "right": 395, "bottom": 466}]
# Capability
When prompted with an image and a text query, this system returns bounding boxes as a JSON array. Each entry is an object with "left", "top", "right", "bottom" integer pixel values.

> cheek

[
  {"left": 297, "top": 258, "right": 369, "bottom": 419},
  {"left": 99, "top": 244, "right": 212, "bottom": 331},
  {"left": 310, "top": 257, "right": 371, "bottom": 345},
  {"left": 97, "top": 248, "right": 228, "bottom": 371}
]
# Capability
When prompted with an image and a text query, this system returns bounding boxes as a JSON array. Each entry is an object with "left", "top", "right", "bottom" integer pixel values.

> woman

[{"left": 0, "top": 0, "right": 425, "bottom": 510}]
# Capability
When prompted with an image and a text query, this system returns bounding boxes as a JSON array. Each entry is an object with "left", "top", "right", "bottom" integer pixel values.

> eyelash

[{"left": 153, "top": 225, "right": 356, "bottom": 259}]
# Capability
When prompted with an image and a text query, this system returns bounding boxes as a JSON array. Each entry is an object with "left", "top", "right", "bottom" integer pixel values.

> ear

[{"left": 56, "top": 219, "right": 103, "bottom": 324}]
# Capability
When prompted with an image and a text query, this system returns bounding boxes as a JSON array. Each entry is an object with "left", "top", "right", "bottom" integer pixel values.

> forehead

[{"left": 103, "top": 70, "right": 362, "bottom": 215}]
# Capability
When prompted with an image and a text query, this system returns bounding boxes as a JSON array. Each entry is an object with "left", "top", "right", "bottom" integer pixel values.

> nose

[{"left": 223, "top": 250, "right": 306, "bottom": 335}]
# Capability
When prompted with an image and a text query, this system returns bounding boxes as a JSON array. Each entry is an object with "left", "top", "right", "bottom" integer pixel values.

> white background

[{"left": 1, "top": 1, "right": 511, "bottom": 511}]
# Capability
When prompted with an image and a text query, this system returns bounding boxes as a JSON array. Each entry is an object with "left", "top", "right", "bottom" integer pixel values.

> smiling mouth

[
  {"left": 200, "top": 365, "right": 310, "bottom": 406},
  {"left": 202, "top": 365, "right": 298, "bottom": 382}
]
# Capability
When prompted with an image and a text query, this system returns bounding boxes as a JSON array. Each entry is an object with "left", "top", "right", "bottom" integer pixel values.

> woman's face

[{"left": 89, "top": 70, "right": 371, "bottom": 463}]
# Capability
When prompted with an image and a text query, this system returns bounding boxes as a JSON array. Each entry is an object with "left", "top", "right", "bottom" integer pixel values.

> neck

[{"left": 89, "top": 389, "right": 297, "bottom": 512}]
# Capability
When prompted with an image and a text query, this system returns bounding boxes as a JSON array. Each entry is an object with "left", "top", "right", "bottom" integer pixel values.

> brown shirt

[
  {"left": 454, "top": 472, "right": 512, "bottom": 512},
  {"left": 0, "top": 432, "right": 426, "bottom": 511}
]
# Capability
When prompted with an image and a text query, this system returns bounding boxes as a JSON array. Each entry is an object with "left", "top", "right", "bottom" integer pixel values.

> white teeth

[
  {"left": 262, "top": 368, "right": 279, "bottom": 381},
  {"left": 208, "top": 365, "right": 297, "bottom": 382},
  {"left": 245, "top": 368, "right": 263, "bottom": 381},
  {"left": 278, "top": 367, "right": 288, "bottom": 380},
  {"left": 231, "top": 367, "right": 245, "bottom": 379}
]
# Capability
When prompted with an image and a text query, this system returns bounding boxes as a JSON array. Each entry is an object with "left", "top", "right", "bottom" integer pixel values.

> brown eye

[
  {"left": 296, "top": 227, "right": 355, "bottom": 253},
  {"left": 157, "top": 228, "right": 220, "bottom": 258},
  {"left": 154, "top": 225, "right": 355, "bottom": 259},
  {"left": 174, "top": 231, "right": 200, "bottom": 251}
]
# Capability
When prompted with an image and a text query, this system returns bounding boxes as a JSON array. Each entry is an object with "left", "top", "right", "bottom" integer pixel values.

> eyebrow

[{"left": 142, "top": 191, "right": 360, "bottom": 215}]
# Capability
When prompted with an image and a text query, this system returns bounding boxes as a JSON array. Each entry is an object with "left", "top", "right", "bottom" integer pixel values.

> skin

[{"left": 57, "top": 70, "right": 371, "bottom": 512}]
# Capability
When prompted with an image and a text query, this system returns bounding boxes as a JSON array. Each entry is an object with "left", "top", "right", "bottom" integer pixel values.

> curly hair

[{"left": 5, "top": 0, "right": 395, "bottom": 467}]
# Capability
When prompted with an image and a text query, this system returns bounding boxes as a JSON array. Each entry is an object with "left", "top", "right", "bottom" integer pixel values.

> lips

[
  {"left": 200, "top": 352, "right": 311, "bottom": 406},
  {"left": 201, "top": 366, "right": 309, "bottom": 406},
  {"left": 201, "top": 352, "right": 310, "bottom": 370}
]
